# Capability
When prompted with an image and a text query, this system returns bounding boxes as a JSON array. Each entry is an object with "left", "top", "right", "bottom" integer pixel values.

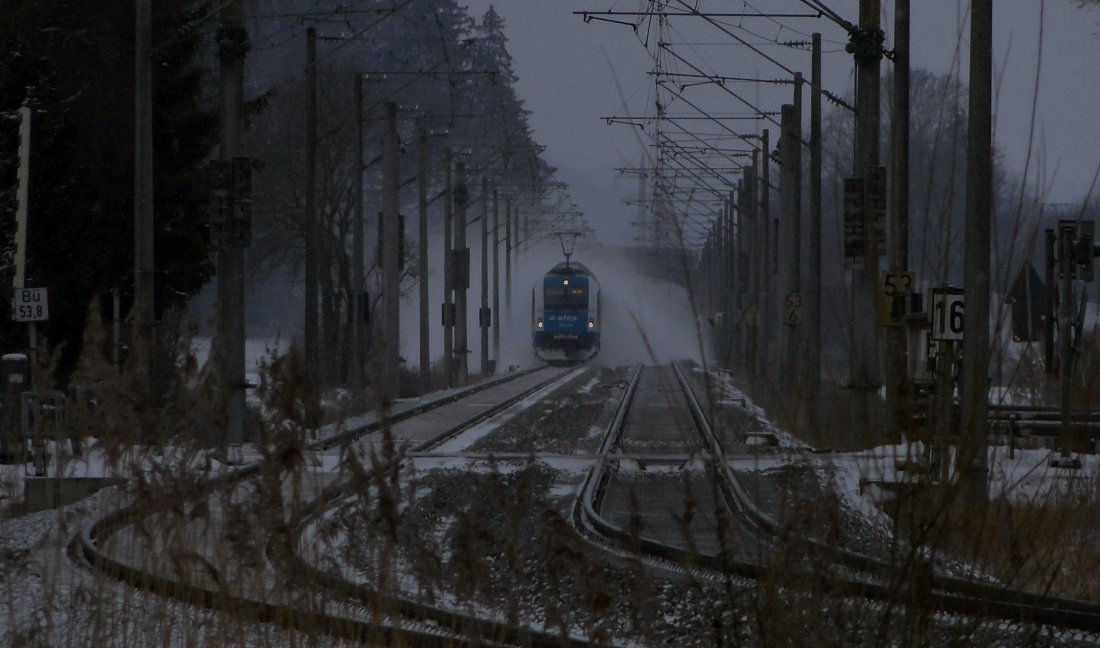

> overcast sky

[{"left": 461, "top": 0, "right": 1100, "bottom": 242}]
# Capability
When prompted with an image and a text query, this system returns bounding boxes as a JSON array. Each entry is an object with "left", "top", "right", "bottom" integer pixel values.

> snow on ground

[
  {"left": 4, "top": 358, "right": 1100, "bottom": 645},
  {"left": 825, "top": 438, "right": 1100, "bottom": 506}
]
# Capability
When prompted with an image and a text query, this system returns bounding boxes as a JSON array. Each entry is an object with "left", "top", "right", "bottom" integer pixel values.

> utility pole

[
  {"left": 742, "top": 174, "right": 754, "bottom": 375},
  {"left": 729, "top": 189, "right": 739, "bottom": 366},
  {"left": 480, "top": 178, "right": 490, "bottom": 375},
  {"left": 783, "top": 72, "right": 804, "bottom": 404},
  {"left": 304, "top": 27, "right": 320, "bottom": 420},
  {"left": 492, "top": 189, "right": 501, "bottom": 372},
  {"left": 793, "top": 75, "right": 804, "bottom": 398},
  {"left": 887, "top": 2, "right": 911, "bottom": 438},
  {"left": 1058, "top": 231, "right": 1075, "bottom": 456},
  {"left": 961, "top": 0, "right": 992, "bottom": 503},
  {"left": 442, "top": 150, "right": 454, "bottom": 387},
  {"left": 780, "top": 104, "right": 799, "bottom": 391},
  {"left": 418, "top": 129, "right": 430, "bottom": 393},
  {"left": 849, "top": 0, "right": 884, "bottom": 399},
  {"left": 134, "top": 0, "right": 155, "bottom": 385},
  {"left": 381, "top": 102, "right": 401, "bottom": 402},
  {"left": 352, "top": 74, "right": 365, "bottom": 398},
  {"left": 743, "top": 170, "right": 758, "bottom": 377},
  {"left": 807, "top": 33, "right": 823, "bottom": 433},
  {"left": 505, "top": 196, "right": 512, "bottom": 313},
  {"left": 729, "top": 190, "right": 743, "bottom": 367},
  {"left": 454, "top": 162, "right": 470, "bottom": 385},
  {"left": 4, "top": 106, "right": 31, "bottom": 462},
  {"left": 759, "top": 130, "right": 772, "bottom": 380},
  {"left": 217, "top": 0, "right": 249, "bottom": 445}
]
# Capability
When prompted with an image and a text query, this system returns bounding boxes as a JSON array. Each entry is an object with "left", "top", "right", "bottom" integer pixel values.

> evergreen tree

[{"left": 0, "top": 0, "right": 217, "bottom": 381}]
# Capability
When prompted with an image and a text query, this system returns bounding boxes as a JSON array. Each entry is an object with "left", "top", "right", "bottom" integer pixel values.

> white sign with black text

[
  {"left": 931, "top": 288, "right": 964, "bottom": 341},
  {"left": 13, "top": 287, "right": 48, "bottom": 322}
]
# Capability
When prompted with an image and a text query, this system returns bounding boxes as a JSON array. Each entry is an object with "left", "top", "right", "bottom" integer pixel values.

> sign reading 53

[{"left": 783, "top": 292, "right": 802, "bottom": 326}]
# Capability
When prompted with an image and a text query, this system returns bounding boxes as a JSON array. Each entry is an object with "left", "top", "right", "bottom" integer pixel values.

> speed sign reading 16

[
  {"left": 13, "top": 287, "right": 48, "bottom": 322},
  {"left": 931, "top": 288, "right": 964, "bottom": 341}
]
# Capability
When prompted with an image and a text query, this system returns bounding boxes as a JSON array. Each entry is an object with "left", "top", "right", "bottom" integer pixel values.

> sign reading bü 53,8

[{"left": 13, "top": 287, "right": 48, "bottom": 322}]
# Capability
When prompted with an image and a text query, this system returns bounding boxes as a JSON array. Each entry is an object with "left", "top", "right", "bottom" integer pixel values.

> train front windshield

[{"left": 544, "top": 282, "right": 588, "bottom": 310}]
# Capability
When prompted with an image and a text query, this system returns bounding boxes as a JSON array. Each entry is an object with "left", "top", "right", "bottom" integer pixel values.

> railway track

[
  {"left": 65, "top": 359, "right": 1100, "bottom": 643},
  {"left": 574, "top": 363, "right": 1100, "bottom": 636},
  {"left": 73, "top": 365, "right": 596, "bottom": 647}
]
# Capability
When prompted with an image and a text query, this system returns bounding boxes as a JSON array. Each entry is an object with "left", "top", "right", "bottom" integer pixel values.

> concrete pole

[
  {"left": 784, "top": 72, "right": 804, "bottom": 401},
  {"left": 713, "top": 213, "right": 723, "bottom": 360},
  {"left": 304, "top": 27, "right": 320, "bottom": 420},
  {"left": 741, "top": 177, "right": 752, "bottom": 374},
  {"left": 1059, "top": 233, "right": 1075, "bottom": 455},
  {"left": 886, "top": 2, "right": 911, "bottom": 439},
  {"left": 442, "top": 149, "right": 454, "bottom": 388},
  {"left": 730, "top": 191, "right": 743, "bottom": 367},
  {"left": 780, "top": 104, "right": 798, "bottom": 390},
  {"left": 492, "top": 189, "right": 501, "bottom": 372},
  {"left": 381, "top": 102, "right": 400, "bottom": 402},
  {"left": 759, "top": 130, "right": 772, "bottom": 379},
  {"left": 418, "top": 130, "right": 430, "bottom": 392},
  {"left": 455, "top": 162, "right": 469, "bottom": 385},
  {"left": 961, "top": 0, "right": 992, "bottom": 502},
  {"left": 850, "top": 0, "right": 884, "bottom": 397},
  {"left": 480, "top": 178, "right": 490, "bottom": 375},
  {"left": 743, "top": 171, "right": 758, "bottom": 377},
  {"left": 729, "top": 195, "right": 738, "bottom": 364},
  {"left": 793, "top": 76, "right": 804, "bottom": 390},
  {"left": 351, "top": 75, "right": 365, "bottom": 398},
  {"left": 807, "top": 33, "right": 823, "bottom": 432},
  {"left": 133, "top": 0, "right": 155, "bottom": 385},
  {"left": 1044, "top": 229, "right": 1055, "bottom": 373},
  {"left": 217, "top": 0, "right": 249, "bottom": 444}
]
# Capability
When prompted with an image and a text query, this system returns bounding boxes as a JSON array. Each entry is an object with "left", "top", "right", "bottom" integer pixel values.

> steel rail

[
  {"left": 410, "top": 366, "right": 587, "bottom": 453},
  {"left": 284, "top": 365, "right": 595, "bottom": 647},
  {"left": 671, "top": 363, "right": 1100, "bottom": 632},
  {"left": 574, "top": 364, "right": 1100, "bottom": 634},
  {"left": 73, "top": 365, "right": 570, "bottom": 646}
]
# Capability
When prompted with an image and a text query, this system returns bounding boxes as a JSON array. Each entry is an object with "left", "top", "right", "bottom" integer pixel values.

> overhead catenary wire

[
  {"left": 654, "top": 80, "right": 762, "bottom": 152},
  {"left": 792, "top": 0, "right": 856, "bottom": 33},
  {"left": 668, "top": 0, "right": 800, "bottom": 77},
  {"left": 657, "top": 45, "right": 782, "bottom": 129}
]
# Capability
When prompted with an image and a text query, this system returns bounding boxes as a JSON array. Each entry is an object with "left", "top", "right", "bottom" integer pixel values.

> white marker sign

[
  {"left": 931, "top": 288, "right": 964, "bottom": 341},
  {"left": 13, "top": 287, "right": 48, "bottom": 322}
]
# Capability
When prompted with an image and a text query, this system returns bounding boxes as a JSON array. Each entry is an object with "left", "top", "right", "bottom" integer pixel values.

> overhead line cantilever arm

[
  {"left": 606, "top": 113, "right": 776, "bottom": 121},
  {"left": 654, "top": 71, "right": 794, "bottom": 86},
  {"left": 793, "top": 0, "right": 855, "bottom": 32},
  {"left": 660, "top": 117, "right": 754, "bottom": 172},
  {"left": 656, "top": 80, "right": 763, "bottom": 152},
  {"left": 669, "top": 0, "right": 797, "bottom": 76},
  {"left": 660, "top": 40, "right": 853, "bottom": 115},
  {"left": 659, "top": 143, "right": 738, "bottom": 193},
  {"left": 658, "top": 45, "right": 782, "bottom": 129},
  {"left": 574, "top": 10, "right": 822, "bottom": 19}
]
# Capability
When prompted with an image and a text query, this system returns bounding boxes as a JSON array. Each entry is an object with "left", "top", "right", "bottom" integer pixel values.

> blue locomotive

[{"left": 532, "top": 260, "right": 601, "bottom": 364}]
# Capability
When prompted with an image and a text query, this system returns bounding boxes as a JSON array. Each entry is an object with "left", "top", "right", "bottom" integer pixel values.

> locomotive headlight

[
  {"left": 536, "top": 318, "right": 544, "bottom": 329},
  {"left": 587, "top": 319, "right": 595, "bottom": 329},
  {"left": 562, "top": 279, "right": 569, "bottom": 286}
]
